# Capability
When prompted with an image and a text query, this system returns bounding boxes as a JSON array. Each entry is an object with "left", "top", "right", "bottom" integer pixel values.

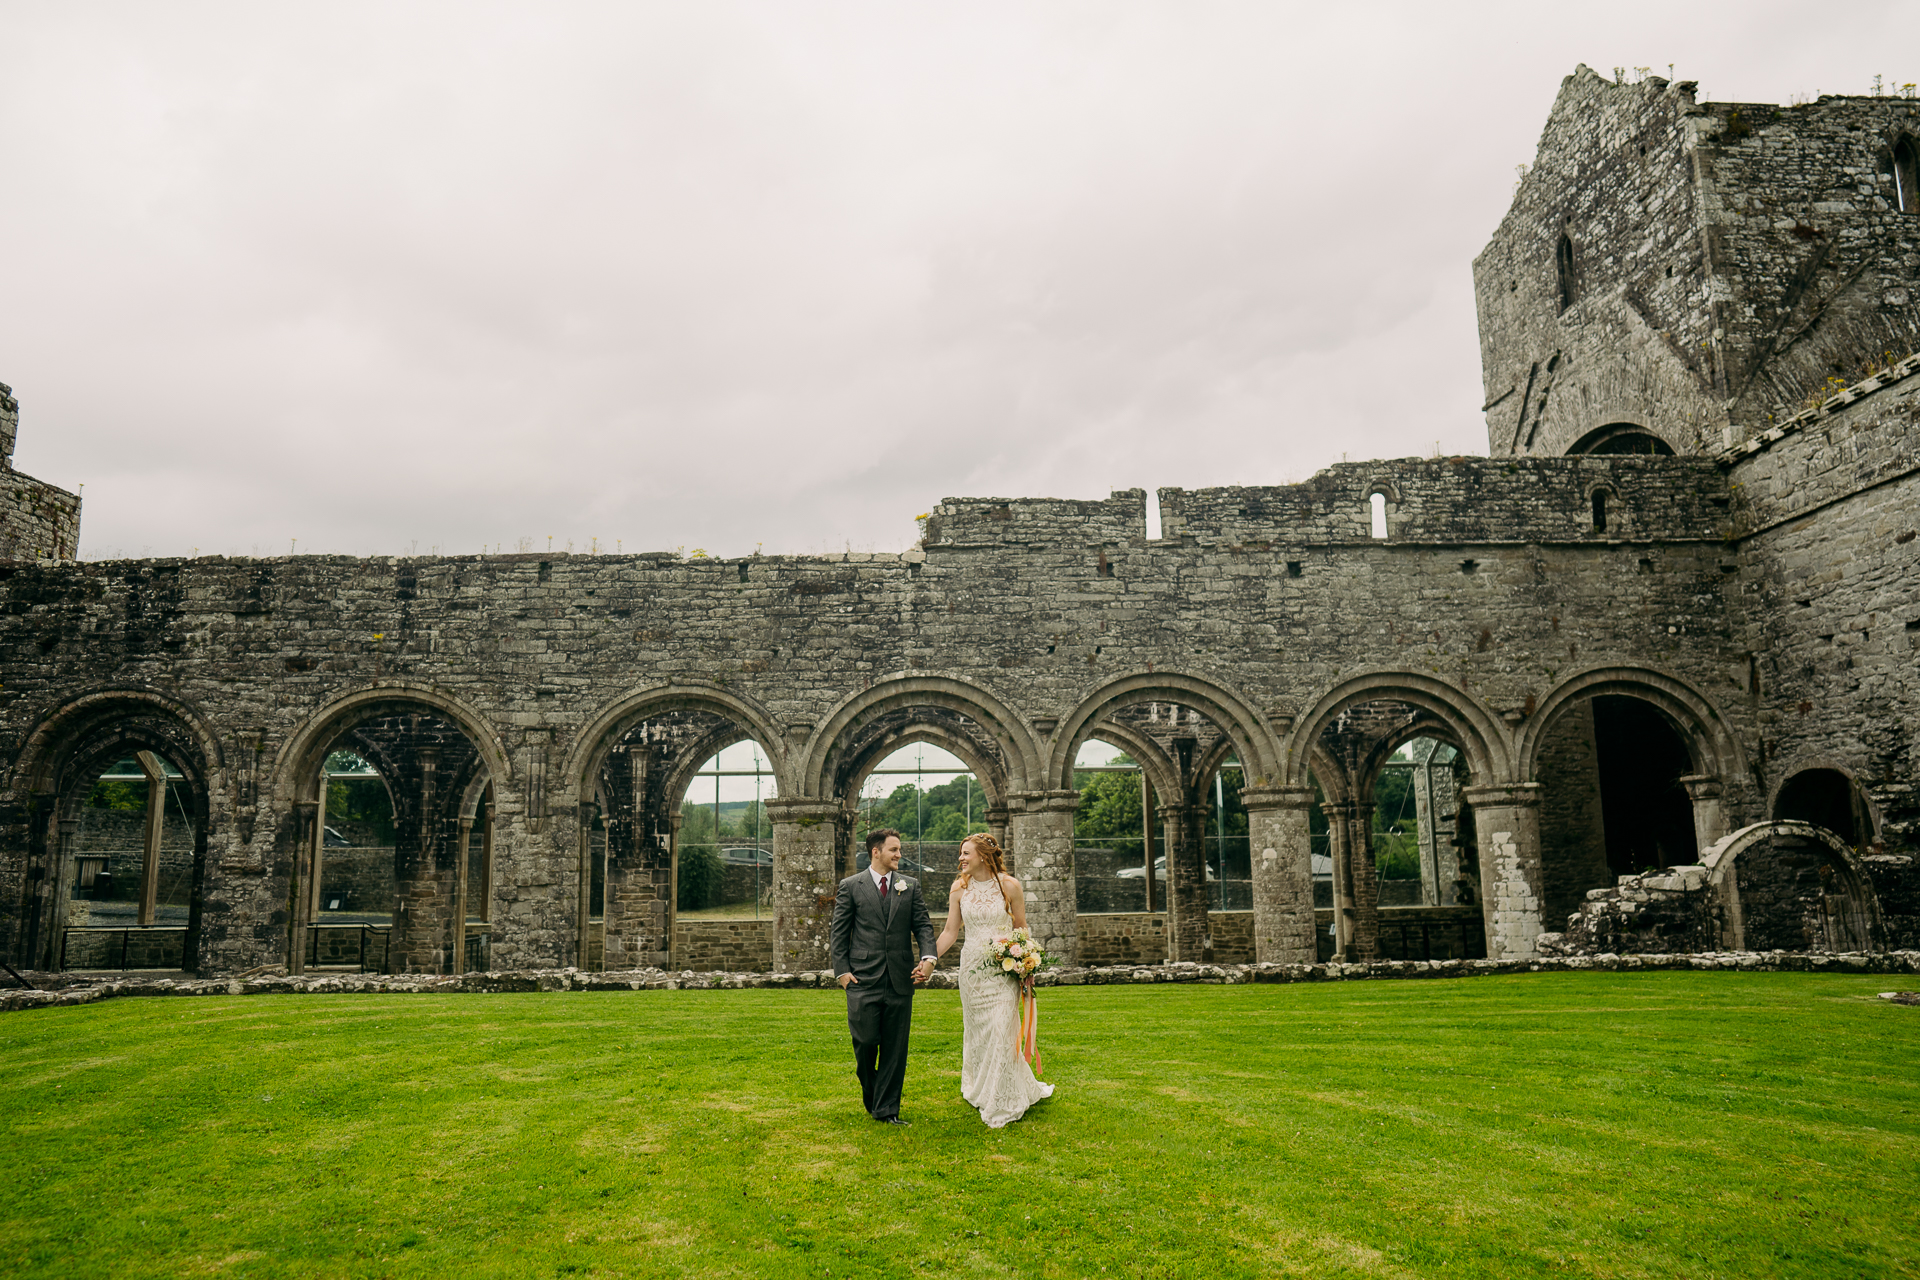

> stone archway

[
  {"left": 1051, "top": 671, "right": 1286, "bottom": 964},
  {"left": 6, "top": 689, "right": 224, "bottom": 973},
  {"left": 1701, "top": 821, "right": 1883, "bottom": 953},
  {"left": 275, "top": 684, "right": 511, "bottom": 975},
  {"left": 567, "top": 684, "right": 784, "bottom": 973}
]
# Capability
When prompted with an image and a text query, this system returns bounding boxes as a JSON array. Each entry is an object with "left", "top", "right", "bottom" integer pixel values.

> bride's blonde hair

[{"left": 952, "top": 832, "right": 1008, "bottom": 892}]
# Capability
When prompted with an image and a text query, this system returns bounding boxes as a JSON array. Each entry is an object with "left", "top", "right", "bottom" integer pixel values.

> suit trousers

[{"left": 846, "top": 980, "right": 913, "bottom": 1119}]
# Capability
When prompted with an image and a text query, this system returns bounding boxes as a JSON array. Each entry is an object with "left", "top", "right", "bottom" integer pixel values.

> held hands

[{"left": 911, "top": 959, "right": 934, "bottom": 985}]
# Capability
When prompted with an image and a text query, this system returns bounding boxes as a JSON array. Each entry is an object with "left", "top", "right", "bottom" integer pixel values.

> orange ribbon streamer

[{"left": 1018, "top": 983, "right": 1043, "bottom": 1078}]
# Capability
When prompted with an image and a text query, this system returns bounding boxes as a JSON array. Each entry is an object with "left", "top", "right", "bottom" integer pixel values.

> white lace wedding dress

[{"left": 957, "top": 877, "right": 1056, "bottom": 1128}]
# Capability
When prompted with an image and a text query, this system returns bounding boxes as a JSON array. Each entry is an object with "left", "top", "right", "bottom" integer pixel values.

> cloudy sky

[{"left": 4, "top": 2, "right": 1913, "bottom": 561}]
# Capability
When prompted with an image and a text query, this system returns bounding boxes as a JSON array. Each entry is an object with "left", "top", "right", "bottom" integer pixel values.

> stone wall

[
  {"left": 1476, "top": 68, "right": 1920, "bottom": 457},
  {"left": 1078, "top": 912, "right": 1166, "bottom": 966},
  {"left": 0, "top": 383, "right": 81, "bottom": 564}
]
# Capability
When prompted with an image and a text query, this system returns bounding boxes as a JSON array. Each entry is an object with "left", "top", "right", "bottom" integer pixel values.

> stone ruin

[{"left": 1, "top": 66, "right": 1916, "bottom": 979}]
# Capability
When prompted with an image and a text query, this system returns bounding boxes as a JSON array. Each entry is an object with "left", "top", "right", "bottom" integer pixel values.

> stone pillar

[
  {"left": 1411, "top": 752, "right": 1439, "bottom": 906},
  {"left": 1324, "top": 801, "right": 1356, "bottom": 961},
  {"left": 453, "top": 815, "right": 472, "bottom": 973},
  {"left": 769, "top": 798, "right": 843, "bottom": 972},
  {"left": 1160, "top": 802, "right": 1209, "bottom": 962},
  {"left": 1462, "top": 783, "right": 1544, "bottom": 959},
  {"left": 1346, "top": 802, "right": 1380, "bottom": 959},
  {"left": 575, "top": 803, "right": 595, "bottom": 970},
  {"left": 1242, "top": 785, "right": 1316, "bottom": 964},
  {"left": 289, "top": 799, "right": 319, "bottom": 975},
  {"left": 986, "top": 805, "right": 1010, "bottom": 865},
  {"left": 1007, "top": 790, "right": 1079, "bottom": 964},
  {"left": 48, "top": 813, "right": 79, "bottom": 971},
  {"left": 1680, "top": 776, "right": 1726, "bottom": 859}
]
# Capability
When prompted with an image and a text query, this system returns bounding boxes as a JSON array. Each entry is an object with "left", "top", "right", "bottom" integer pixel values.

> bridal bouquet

[{"left": 979, "top": 927, "right": 1055, "bottom": 981}]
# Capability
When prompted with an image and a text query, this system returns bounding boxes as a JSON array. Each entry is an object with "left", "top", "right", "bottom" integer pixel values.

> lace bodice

[{"left": 958, "top": 877, "right": 1012, "bottom": 952}]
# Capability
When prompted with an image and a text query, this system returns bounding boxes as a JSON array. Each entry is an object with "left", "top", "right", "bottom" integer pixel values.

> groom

[{"left": 830, "top": 829, "right": 937, "bottom": 1125}]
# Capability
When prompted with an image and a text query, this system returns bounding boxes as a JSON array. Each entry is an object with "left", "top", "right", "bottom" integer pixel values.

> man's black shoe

[{"left": 877, "top": 1116, "right": 910, "bottom": 1126}]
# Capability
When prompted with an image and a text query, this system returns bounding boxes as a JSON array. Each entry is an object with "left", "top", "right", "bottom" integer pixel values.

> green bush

[{"left": 677, "top": 843, "right": 724, "bottom": 910}]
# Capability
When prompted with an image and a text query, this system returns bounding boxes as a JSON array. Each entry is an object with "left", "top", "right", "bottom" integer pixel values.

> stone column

[
  {"left": 1160, "top": 802, "right": 1210, "bottom": 962},
  {"left": 136, "top": 751, "right": 167, "bottom": 926},
  {"left": 1680, "top": 776, "right": 1727, "bottom": 859},
  {"left": 1242, "top": 786, "right": 1316, "bottom": 965},
  {"left": 1006, "top": 790, "right": 1079, "bottom": 964},
  {"left": 453, "top": 815, "right": 472, "bottom": 973},
  {"left": 48, "top": 814, "right": 79, "bottom": 971},
  {"left": 769, "top": 798, "right": 843, "bottom": 972},
  {"left": 986, "top": 805, "right": 1011, "bottom": 865},
  {"left": 1347, "top": 802, "right": 1380, "bottom": 960},
  {"left": 575, "top": 803, "right": 595, "bottom": 970},
  {"left": 289, "top": 799, "right": 319, "bottom": 975},
  {"left": 1323, "top": 801, "right": 1356, "bottom": 961},
  {"left": 1461, "top": 783, "right": 1544, "bottom": 959}
]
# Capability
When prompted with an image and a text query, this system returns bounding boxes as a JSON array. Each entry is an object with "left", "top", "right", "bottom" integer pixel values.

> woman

[{"left": 932, "top": 834, "right": 1056, "bottom": 1128}]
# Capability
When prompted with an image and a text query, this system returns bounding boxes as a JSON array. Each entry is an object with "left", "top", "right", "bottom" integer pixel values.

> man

[{"left": 829, "top": 828, "right": 936, "bottom": 1125}]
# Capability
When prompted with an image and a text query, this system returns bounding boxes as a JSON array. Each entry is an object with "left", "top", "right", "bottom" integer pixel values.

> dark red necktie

[{"left": 879, "top": 875, "right": 889, "bottom": 897}]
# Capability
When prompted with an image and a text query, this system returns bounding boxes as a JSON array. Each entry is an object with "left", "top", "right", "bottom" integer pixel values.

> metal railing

[
  {"left": 305, "top": 922, "right": 392, "bottom": 973},
  {"left": 60, "top": 925, "right": 187, "bottom": 971}
]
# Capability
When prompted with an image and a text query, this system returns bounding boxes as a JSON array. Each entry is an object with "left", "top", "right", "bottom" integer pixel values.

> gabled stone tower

[{"left": 1476, "top": 65, "right": 1920, "bottom": 456}]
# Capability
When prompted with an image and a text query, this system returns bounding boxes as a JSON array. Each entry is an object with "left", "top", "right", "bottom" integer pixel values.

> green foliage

[
  {"left": 326, "top": 776, "right": 395, "bottom": 845},
  {"left": 85, "top": 779, "right": 147, "bottom": 812},
  {"left": 0, "top": 976, "right": 1912, "bottom": 1277},
  {"left": 1074, "top": 761, "right": 1143, "bottom": 846},
  {"left": 1373, "top": 767, "right": 1422, "bottom": 880},
  {"left": 853, "top": 776, "right": 987, "bottom": 842},
  {"left": 676, "top": 842, "right": 724, "bottom": 911}
]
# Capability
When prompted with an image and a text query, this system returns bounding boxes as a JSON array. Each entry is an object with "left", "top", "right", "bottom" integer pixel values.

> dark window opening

[
  {"left": 1460, "top": 559, "right": 1477, "bottom": 574},
  {"left": 1567, "top": 423, "right": 1676, "bottom": 456},
  {"left": 1556, "top": 233, "right": 1577, "bottom": 311},
  {"left": 1592, "top": 489, "right": 1609, "bottom": 532},
  {"left": 1774, "top": 768, "right": 1867, "bottom": 848},
  {"left": 1895, "top": 137, "right": 1919, "bottom": 215},
  {"left": 1286, "top": 561, "right": 1303, "bottom": 578}
]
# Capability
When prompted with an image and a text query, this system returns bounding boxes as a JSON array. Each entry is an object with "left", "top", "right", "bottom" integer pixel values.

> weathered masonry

[{"left": 3, "top": 67, "right": 1916, "bottom": 977}]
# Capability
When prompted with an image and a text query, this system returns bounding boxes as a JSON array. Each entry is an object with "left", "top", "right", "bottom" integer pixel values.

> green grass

[{"left": 2, "top": 974, "right": 1915, "bottom": 1279}]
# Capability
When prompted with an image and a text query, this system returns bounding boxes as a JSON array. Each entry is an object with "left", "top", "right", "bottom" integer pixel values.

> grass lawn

[{"left": 1, "top": 973, "right": 1914, "bottom": 1279}]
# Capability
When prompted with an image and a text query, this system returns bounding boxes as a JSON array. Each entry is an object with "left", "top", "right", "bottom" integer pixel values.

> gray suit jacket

[{"left": 829, "top": 870, "right": 936, "bottom": 997}]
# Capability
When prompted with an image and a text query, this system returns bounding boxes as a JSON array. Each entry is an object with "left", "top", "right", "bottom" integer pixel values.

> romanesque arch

[
  {"left": 1042, "top": 670, "right": 1284, "bottom": 962},
  {"left": 1768, "top": 760, "right": 1878, "bottom": 852},
  {"left": 272, "top": 682, "right": 513, "bottom": 976},
  {"left": 5, "top": 687, "right": 225, "bottom": 972},
  {"left": 799, "top": 675, "right": 1038, "bottom": 801},
  {"left": 1700, "top": 821, "right": 1883, "bottom": 952},
  {"left": 1284, "top": 673, "right": 1508, "bottom": 960},
  {"left": 562, "top": 684, "right": 784, "bottom": 973},
  {"left": 1518, "top": 664, "right": 1743, "bottom": 928}
]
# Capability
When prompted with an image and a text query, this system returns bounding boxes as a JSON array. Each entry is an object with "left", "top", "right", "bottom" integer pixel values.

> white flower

[{"left": 1001, "top": 959, "right": 1016, "bottom": 971}]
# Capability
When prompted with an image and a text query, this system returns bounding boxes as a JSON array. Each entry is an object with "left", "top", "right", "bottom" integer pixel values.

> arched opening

[
  {"left": 1313, "top": 703, "right": 1486, "bottom": 962},
  {"left": 1591, "top": 488, "right": 1610, "bottom": 532},
  {"left": 1719, "top": 825, "right": 1878, "bottom": 952},
  {"left": 675, "top": 740, "right": 778, "bottom": 922},
  {"left": 1556, "top": 232, "right": 1577, "bottom": 310},
  {"left": 1533, "top": 693, "right": 1699, "bottom": 926},
  {"left": 583, "top": 705, "right": 780, "bottom": 973},
  {"left": 295, "top": 708, "right": 491, "bottom": 975},
  {"left": 1894, "top": 136, "right": 1919, "bottom": 215},
  {"left": 1773, "top": 768, "right": 1869, "bottom": 850},
  {"left": 9, "top": 694, "right": 218, "bottom": 974},
  {"left": 57, "top": 752, "right": 198, "bottom": 971},
  {"left": 1369, "top": 492, "right": 1389, "bottom": 539},
  {"left": 1566, "top": 422, "right": 1676, "bottom": 455},
  {"left": 1059, "top": 698, "right": 1255, "bottom": 963}
]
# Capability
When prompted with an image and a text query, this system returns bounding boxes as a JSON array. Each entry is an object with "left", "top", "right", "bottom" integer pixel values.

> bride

[{"left": 932, "top": 834, "right": 1056, "bottom": 1128}]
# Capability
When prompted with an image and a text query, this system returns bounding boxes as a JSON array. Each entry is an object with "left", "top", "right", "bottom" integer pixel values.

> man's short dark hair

[{"left": 865, "top": 828, "right": 900, "bottom": 854}]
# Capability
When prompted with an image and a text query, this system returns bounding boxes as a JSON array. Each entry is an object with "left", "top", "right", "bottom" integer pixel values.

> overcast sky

[{"left": 4, "top": 2, "right": 1913, "bottom": 561}]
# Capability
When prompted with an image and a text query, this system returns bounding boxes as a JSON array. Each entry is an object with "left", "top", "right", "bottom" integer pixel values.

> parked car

[
  {"left": 1116, "top": 856, "right": 1215, "bottom": 881},
  {"left": 722, "top": 847, "right": 772, "bottom": 866}
]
